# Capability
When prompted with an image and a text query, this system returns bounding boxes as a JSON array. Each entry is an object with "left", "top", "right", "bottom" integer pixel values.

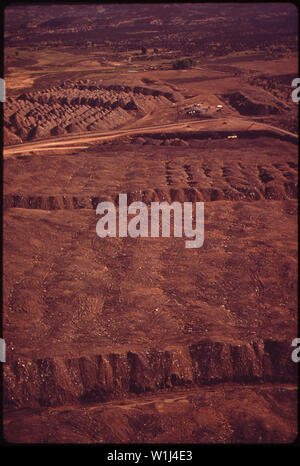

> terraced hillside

[{"left": 4, "top": 80, "right": 177, "bottom": 143}]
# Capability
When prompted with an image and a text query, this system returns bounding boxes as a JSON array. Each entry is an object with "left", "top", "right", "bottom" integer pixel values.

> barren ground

[{"left": 2, "top": 3, "right": 298, "bottom": 444}]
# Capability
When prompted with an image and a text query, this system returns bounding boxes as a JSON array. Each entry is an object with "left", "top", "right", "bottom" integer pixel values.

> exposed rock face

[
  {"left": 223, "top": 91, "right": 282, "bottom": 116},
  {"left": 3, "top": 340, "right": 296, "bottom": 409},
  {"left": 190, "top": 340, "right": 297, "bottom": 385}
]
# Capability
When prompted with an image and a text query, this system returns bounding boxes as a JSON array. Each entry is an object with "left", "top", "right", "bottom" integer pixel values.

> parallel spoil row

[
  {"left": 3, "top": 181, "right": 298, "bottom": 211},
  {"left": 4, "top": 80, "right": 175, "bottom": 144}
]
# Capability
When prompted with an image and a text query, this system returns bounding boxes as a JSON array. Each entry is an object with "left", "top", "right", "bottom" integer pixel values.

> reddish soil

[{"left": 2, "top": 3, "right": 298, "bottom": 444}]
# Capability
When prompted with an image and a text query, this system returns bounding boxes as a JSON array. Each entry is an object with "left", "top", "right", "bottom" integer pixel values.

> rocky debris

[
  {"left": 29, "top": 124, "right": 51, "bottom": 139},
  {"left": 3, "top": 178, "right": 298, "bottom": 212},
  {"left": 50, "top": 125, "right": 65, "bottom": 136},
  {"left": 170, "top": 138, "right": 188, "bottom": 146},
  {"left": 3, "top": 127, "right": 23, "bottom": 145},
  {"left": 4, "top": 81, "right": 176, "bottom": 144}
]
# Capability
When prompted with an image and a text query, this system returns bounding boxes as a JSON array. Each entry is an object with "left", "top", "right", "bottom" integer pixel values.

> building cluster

[{"left": 180, "top": 103, "right": 223, "bottom": 118}]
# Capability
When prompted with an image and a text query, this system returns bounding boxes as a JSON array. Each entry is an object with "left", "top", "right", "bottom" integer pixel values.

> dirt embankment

[
  {"left": 4, "top": 339, "right": 296, "bottom": 408},
  {"left": 3, "top": 178, "right": 298, "bottom": 212},
  {"left": 222, "top": 91, "right": 287, "bottom": 116}
]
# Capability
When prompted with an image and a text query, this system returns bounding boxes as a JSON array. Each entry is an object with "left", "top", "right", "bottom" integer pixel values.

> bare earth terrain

[{"left": 2, "top": 3, "right": 298, "bottom": 444}]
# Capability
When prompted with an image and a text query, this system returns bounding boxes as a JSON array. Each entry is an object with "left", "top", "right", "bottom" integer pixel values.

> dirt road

[{"left": 3, "top": 117, "right": 298, "bottom": 157}]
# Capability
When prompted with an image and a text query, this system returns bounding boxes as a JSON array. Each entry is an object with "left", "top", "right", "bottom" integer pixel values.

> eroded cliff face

[{"left": 4, "top": 340, "right": 296, "bottom": 409}]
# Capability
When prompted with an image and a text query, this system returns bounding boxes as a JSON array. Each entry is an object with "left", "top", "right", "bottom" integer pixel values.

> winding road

[{"left": 3, "top": 117, "right": 298, "bottom": 157}]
